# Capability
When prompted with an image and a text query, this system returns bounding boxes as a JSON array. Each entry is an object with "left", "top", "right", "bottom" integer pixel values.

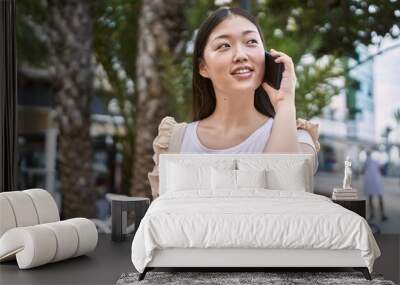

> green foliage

[
  {"left": 160, "top": 50, "right": 194, "bottom": 122},
  {"left": 17, "top": 0, "right": 400, "bottom": 123},
  {"left": 295, "top": 56, "right": 344, "bottom": 119},
  {"left": 184, "top": 0, "right": 217, "bottom": 35},
  {"left": 252, "top": 1, "right": 399, "bottom": 119},
  {"left": 254, "top": 3, "right": 336, "bottom": 119},
  {"left": 156, "top": 0, "right": 216, "bottom": 122},
  {"left": 93, "top": 0, "right": 141, "bottom": 194},
  {"left": 163, "top": 0, "right": 400, "bottom": 121},
  {"left": 157, "top": 0, "right": 215, "bottom": 122},
  {"left": 95, "top": 0, "right": 140, "bottom": 81},
  {"left": 16, "top": 0, "right": 400, "bottom": 192},
  {"left": 345, "top": 74, "right": 363, "bottom": 120},
  {"left": 257, "top": 0, "right": 400, "bottom": 59},
  {"left": 16, "top": 0, "right": 48, "bottom": 67}
]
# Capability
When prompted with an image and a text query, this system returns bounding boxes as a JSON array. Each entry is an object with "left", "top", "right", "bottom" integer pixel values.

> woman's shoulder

[
  {"left": 295, "top": 118, "right": 320, "bottom": 151},
  {"left": 153, "top": 116, "right": 189, "bottom": 152},
  {"left": 157, "top": 116, "right": 189, "bottom": 130},
  {"left": 158, "top": 116, "right": 182, "bottom": 127}
]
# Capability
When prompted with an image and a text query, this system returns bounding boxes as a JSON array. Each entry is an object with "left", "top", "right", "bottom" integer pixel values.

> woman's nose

[{"left": 233, "top": 46, "right": 248, "bottom": 62}]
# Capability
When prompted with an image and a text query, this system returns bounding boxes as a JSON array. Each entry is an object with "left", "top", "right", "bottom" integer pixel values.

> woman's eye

[
  {"left": 247, "top": 39, "right": 258, "bottom": 45},
  {"left": 217, "top": 43, "right": 230, "bottom": 49}
]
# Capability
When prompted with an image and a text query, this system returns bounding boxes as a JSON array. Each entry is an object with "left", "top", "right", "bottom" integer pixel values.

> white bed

[{"left": 131, "top": 154, "right": 380, "bottom": 281}]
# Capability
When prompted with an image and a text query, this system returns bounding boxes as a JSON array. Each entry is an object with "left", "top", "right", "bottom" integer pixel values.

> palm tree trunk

[
  {"left": 47, "top": 0, "right": 96, "bottom": 218},
  {"left": 132, "top": 0, "right": 186, "bottom": 198}
]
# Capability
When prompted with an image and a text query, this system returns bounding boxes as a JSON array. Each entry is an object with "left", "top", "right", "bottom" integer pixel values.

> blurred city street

[
  {"left": 7, "top": 0, "right": 400, "bottom": 231},
  {"left": 315, "top": 171, "right": 400, "bottom": 234}
]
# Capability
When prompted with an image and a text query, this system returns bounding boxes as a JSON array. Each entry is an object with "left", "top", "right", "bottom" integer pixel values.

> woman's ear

[{"left": 199, "top": 59, "right": 209, "bottom": 78}]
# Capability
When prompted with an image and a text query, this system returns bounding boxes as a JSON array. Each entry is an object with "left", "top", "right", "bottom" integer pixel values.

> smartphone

[{"left": 264, "top": 50, "right": 284, "bottom": 90}]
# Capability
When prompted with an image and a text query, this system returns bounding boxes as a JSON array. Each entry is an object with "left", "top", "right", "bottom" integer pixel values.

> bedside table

[
  {"left": 111, "top": 197, "right": 150, "bottom": 242},
  {"left": 332, "top": 199, "right": 366, "bottom": 218}
]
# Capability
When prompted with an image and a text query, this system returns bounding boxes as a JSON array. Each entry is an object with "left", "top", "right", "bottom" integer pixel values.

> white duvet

[{"left": 131, "top": 189, "right": 380, "bottom": 273}]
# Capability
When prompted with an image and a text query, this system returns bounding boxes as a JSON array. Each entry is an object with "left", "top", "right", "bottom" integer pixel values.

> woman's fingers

[
  {"left": 261, "top": 82, "right": 284, "bottom": 101},
  {"left": 270, "top": 48, "right": 282, "bottom": 56},
  {"left": 261, "top": 82, "right": 275, "bottom": 94},
  {"left": 273, "top": 55, "right": 294, "bottom": 73},
  {"left": 270, "top": 49, "right": 296, "bottom": 82}
]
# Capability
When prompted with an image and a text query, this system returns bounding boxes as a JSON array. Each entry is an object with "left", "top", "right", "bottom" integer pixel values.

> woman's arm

[
  {"left": 262, "top": 49, "right": 300, "bottom": 153},
  {"left": 264, "top": 103, "right": 300, "bottom": 153}
]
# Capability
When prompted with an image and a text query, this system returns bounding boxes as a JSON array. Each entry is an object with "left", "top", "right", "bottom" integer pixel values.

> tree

[
  {"left": 16, "top": 0, "right": 400, "bottom": 200},
  {"left": 132, "top": 0, "right": 188, "bottom": 198},
  {"left": 253, "top": 1, "right": 400, "bottom": 118},
  {"left": 47, "top": 0, "right": 96, "bottom": 218},
  {"left": 255, "top": 1, "right": 400, "bottom": 59},
  {"left": 94, "top": 0, "right": 141, "bottom": 195},
  {"left": 94, "top": 0, "right": 210, "bottom": 197}
]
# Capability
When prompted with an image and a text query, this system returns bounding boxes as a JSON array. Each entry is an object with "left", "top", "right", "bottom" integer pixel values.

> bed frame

[
  {"left": 138, "top": 154, "right": 372, "bottom": 281},
  {"left": 139, "top": 248, "right": 371, "bottom": 280}
]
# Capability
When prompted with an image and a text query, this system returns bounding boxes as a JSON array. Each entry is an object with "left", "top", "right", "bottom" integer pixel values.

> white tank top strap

[{"left": 168, "top": 122, "right": 188, "bottom": 153}]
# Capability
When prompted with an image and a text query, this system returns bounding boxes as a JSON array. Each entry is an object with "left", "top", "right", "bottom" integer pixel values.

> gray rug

[{"left": 116, "top": 271, "right": 396, "bottom": 285}]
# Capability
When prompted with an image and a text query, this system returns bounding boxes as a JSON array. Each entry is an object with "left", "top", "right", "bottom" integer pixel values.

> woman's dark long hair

[{"left": 192, "top": 7, "right": 275, "bottom": 121}]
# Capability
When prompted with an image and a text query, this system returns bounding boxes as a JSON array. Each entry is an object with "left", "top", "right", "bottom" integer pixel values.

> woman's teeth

[{"left": 233, "top": 69, "right": 251, "bottom": 74}]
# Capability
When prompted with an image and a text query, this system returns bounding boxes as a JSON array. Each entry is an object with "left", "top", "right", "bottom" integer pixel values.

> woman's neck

[{"left": 203, "top": 88, "right": 268, "bottom": 131}]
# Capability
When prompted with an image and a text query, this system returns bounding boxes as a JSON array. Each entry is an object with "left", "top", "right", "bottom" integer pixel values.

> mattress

[{"left": 131, "top": 189, "right": 380, "bottom": 273}]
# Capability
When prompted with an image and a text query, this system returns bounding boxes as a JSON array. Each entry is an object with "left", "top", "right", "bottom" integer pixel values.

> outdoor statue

[{"left": 342, "top": 156, "right": 352, "bottom": 190}]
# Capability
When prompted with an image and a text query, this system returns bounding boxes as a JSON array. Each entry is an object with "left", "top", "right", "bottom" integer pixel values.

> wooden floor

[{"left": 0, "top": 234, "right": 399, "bottom": 285}]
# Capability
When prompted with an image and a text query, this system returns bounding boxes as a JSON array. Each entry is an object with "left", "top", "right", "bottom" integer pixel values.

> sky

[{"left": 370, "top": 36, "right": 400, "bottom": 143}]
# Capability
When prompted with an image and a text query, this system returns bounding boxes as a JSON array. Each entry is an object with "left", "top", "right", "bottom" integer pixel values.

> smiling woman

[{"left": 147, "top": 7, "right": 320, "bottom": 199}]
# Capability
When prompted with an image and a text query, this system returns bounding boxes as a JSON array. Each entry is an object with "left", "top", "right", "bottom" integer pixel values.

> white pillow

[
  {"left": 236, "top": 169, "right": 267, "bottom": 188},
  {"left": 167, "top": 162, "right": 211, "bottom": 191},
  {"left": 237, "top": 158, "right": 310, "bottom": 192},
  {"left": 211, "top": 168, "right": 236, "bottom": 190},
  {"left": 165, "top": 159, "right": 236, "bottom": 193},
  {"left": 266, "top": 163, "right": 307, "bottom": 191}
]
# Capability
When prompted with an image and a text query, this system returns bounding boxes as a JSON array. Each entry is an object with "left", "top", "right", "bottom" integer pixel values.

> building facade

[{"left": 313, "top": 45, "right": 376, "bottom": 174}]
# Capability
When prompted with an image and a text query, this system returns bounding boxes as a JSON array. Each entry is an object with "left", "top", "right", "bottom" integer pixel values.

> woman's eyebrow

[{"left": 211, "top": 30, "right": 257, "bottom": 42}]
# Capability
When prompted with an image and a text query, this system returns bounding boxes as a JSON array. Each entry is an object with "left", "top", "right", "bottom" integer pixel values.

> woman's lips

[{"left": 231, "top": 70, "right": 253, "bottom": 80}]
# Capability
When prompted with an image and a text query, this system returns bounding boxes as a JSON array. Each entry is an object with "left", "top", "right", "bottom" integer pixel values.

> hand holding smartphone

[{"left": 263, "top": 50, "right": 284, "bottom": 90}]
